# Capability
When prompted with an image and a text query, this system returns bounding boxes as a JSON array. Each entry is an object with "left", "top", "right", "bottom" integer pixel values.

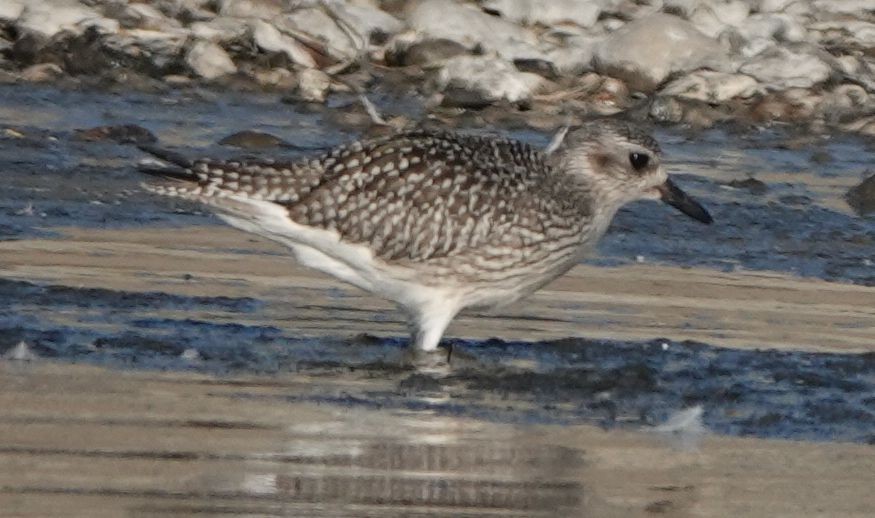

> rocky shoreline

[{"left": 1, "top": 0, "right": 874, "bottom": 135}]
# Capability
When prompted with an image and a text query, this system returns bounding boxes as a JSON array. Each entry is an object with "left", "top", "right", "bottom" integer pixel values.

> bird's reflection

[{"left": 235, "top": 409, "right": 585, "bottom": 515}]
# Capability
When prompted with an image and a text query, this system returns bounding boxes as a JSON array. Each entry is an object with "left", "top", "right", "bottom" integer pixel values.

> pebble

[
  {"left": 387, "top": 38, "right": 468, "bottom": 67},
  {"left": 218, "top": 0, "right": 283, "bottom": 19},
  {"left": 252, "top": 67, "right": 297, "bottom": 90},
  {"left": 661, "top": 71, "right": 759, "bottom": 103},
  {"left": 117, "top": 3, "right": 181, "bottom": 31},
  {"left": 294, "top": 68, "right": 331, "bottom": 103},
  {"left": 281, "top": 6, "right": 362, "bottom": 60},
  {"left": 593, "top": 13, "right": 729, "bottom": 92},
  {"left": 0, "top": 0, "right": 872, "bottom": 134},
  {"left": 481, "top": 0, "right": 605, "bottom": 29},
  {"left": 219, "top": 130, "right": 289, "bottom": 149},
  {"left": 16, "top": 0, "right": 110, "bottom": 39},
  {"left": 73, "top": 124, "right": 158, "bottom": 144},
  {"left": 250, "top": 19, "right": 317, "bottom": 69},
  {"left": 189, "top": 17, "right": 250, "bottom": 43},
  {"left": 739, "top": 46, "right": 833, "bottom": 89},
  {"left": 405, "top": 0, "right": 540, "bottom": 60},
  {"left": 0, "top": 0, "right": 25, "bottom": 22},
  {"left": 186, "top": 40, "right": 237, "bottom": 80},
  {"left": 436, "top": 55, "right": 544, "bottom": 107},
  {"left": 845, "top": 173, "right": 875, "bottom": 216},
  {"left": 20, "top": 63, "right": 64, "bottom": 82},
  {"left": 726, "top": 177, "right": 768, "bottom": 195},
  {"left": 327, "top": 1, "right": 404, "bottom": 42}
]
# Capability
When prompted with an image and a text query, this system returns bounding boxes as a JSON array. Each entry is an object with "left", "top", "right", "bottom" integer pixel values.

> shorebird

[{"left": 140, "top": 120, "right": 712, "bottom": 354}]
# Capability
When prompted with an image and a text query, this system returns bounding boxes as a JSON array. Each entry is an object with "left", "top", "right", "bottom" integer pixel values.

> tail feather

[
  {"left": 138, "top": 144, "right": 193, "bottom": 168},
  {"left": 137, "top": 144, "right": 197, "bottom": 183}
]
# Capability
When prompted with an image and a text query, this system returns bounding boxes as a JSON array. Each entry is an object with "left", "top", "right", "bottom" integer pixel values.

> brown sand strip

[{"left": 0, "top": 226, "right": 872, "bottom": 353}]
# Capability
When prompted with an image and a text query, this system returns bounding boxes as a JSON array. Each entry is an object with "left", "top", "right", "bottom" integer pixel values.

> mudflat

[
  {"left": 1, "top": 84, "right": 874, "bottom": 516},
  {"left": 3, "top": 226, "right": 874, "bottom": 353},
  {"left": 0, "top": 226, "right": 874, "bottom": 516}
]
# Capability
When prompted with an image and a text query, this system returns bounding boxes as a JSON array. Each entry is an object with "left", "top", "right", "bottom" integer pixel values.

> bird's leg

[
  {"left": 400, "top": 300, "right": 460, "bottom": 371},
  {"left": 410, "top": 301, "right": 459, "bottom": 352}
]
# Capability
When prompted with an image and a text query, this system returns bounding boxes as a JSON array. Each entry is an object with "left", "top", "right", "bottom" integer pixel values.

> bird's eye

[{"left": 629, "top": 152, "right": 649, "bottom": 171}]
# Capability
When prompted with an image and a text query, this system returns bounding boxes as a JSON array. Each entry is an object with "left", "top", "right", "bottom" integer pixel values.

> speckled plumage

[
  {"left": 141, "top": 120, "right": 708, "bottom": 354},
  {"left": 148, "top": 130, "right": 594, "bottom": 264}
]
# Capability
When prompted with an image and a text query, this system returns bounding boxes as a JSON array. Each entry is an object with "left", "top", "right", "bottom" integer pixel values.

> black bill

[{"left": 657, "top": 178, "right": 713, "bottom": 224}]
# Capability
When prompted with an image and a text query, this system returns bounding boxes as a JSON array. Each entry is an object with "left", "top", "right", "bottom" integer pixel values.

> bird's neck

[{"left": 544, "top": 156, "right": 628, "bottom": 245}]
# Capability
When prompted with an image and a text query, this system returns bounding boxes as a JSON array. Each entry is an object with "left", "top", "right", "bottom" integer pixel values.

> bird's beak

[{"left": 657, "top": 178, "right": 713, "bottom": 224}]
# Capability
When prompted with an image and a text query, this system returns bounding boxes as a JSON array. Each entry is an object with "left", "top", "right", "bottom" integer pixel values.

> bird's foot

[
  {"left": 401, "top": 346, "right": 452, "bottom": 375},
  {"left": 442, "top": 341, "right": 481, "bottom": 368},
  {"left": 397, "top": 342, "right": 482, "bottom": 375}
]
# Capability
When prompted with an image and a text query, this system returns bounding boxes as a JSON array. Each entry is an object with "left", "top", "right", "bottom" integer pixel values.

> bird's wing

[{"left": 140, "top": 130, "right": 549, "bottom": 262}]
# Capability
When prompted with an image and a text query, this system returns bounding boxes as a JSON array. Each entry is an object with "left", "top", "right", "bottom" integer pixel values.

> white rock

[
  {"left": 810, "top": 21, "right": 875, "bottom": 50},
  {"left": 688, "top": 0, "right": 750, "bottom": 38},
  {"left": 594, "top": 13, "right": 729, "bottom": 92},
  {"left": 843, "top": 115, "right": 875, "bottom": 137},
  {"left": 406, "top": 0, "right": 541, "bottom": 61},
  {"left": 186, "top": 40, "right": 237, "bottom": 79},
  {"left": 813, "top": 0, "right": 875, "bottom": 15},
  {"left": 20, "top": 63, "right": 63, "bottom": 82},
  {"left": 601, "top": 18, "right": 625, "bottom": 31},
  {"left": 296, "top": 68, "right": 331, "bottom": 102},
  {"left": 755, "top": 0, "right": 803, "bottom": 12},
  {"left": 739, "top": 46, "right": 832, "bottom": 89},
  {"left": 123, "top": 3, "right": 180, "bottom": 31},
  {"left": 738, "top": 14, "right": 807, "bottom": 44},
  {"left": 172, "top": 0, "right": 218, "bottom": 22},
  {"left": 661, "top": 70, "right": 759, "bottom": 102},
  {"left": 324, "top": 0, "right": 404, "bottom": 40},
  {"left": 835, "top": 55, "right": 861, "bottom": 76},
  {"left": 662, "top": 0, "right": 697, "bottom": 17},
  {"left": 17, "top": 0, "right": 112, "bottom": 38},
  {"left": 436, "top": 54, "right": 543, "bottom": 105},
  {"left": 823, "top": 84, "right": 870, "bottom": 112},
  {"left": 218, "top": 0, "right": 284, "bottom": 19},
  {"left": 254, "top": 67, "right": 297, "bottom": 89},
  {"left": 281, "top": 7, "right": 360, "bottom": 60},
  {"left": 649, "top": 96, "right": 685, "bottom": 122},
  {"left": 104, "top": 28, "right": 190, "bottom": 71},
  {"left": 481, "top": 0, "right": 606, "bottom": 28},
  {"left": 251, "top": 19, "right": 317, "bottom": 68},
  {"left": 543, "top": 35, "right": 598, "bottom": 75},
  {"left": 190, "top": 17, "right": 251, "bottom": 43},
  {"left": 735, "top": 37, "right": 775, "bottom": 58},
  {"left": 0, "top": 0, "right": 25, "bottom": 22}
]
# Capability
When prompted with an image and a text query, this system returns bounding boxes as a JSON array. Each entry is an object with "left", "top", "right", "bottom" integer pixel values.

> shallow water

[
  {"left": 2, "top": 85, "right": 873, "bottom": 283},
  {"left": 4, "top": 362, "right": 873, "bottom": 517},
  {"left": 0, "top": 83, "right": 874, "bottom": 449}
]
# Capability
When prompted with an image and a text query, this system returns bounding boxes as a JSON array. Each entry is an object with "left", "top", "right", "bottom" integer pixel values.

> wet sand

[
  {"left": 1, "top": 361, "right": 873, "bottom": 518},
  {"left": 1, "top": 226, "right": 873, "bottom": 354},
  {"left": 0, "top": 225, "right": 874, "bottom": 516}
]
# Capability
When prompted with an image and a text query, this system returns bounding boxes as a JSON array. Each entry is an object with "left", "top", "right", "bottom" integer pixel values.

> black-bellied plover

[{"left": 140, "top": 121, "right": 711, "bottom": 353}]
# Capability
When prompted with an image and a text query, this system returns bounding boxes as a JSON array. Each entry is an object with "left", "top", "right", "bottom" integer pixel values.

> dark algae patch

[{"left": 0, "top": 278, "right": 262, "bottom": 313}]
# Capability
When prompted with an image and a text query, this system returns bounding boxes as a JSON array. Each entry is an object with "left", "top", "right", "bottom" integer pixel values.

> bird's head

[{"left": 549, "top": 120, "right": 712, "bottom": 224}]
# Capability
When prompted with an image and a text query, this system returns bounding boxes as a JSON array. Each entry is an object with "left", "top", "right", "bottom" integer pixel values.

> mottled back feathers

[{"left": 142, "top": 129, "right": 590, "bottom": 262}]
